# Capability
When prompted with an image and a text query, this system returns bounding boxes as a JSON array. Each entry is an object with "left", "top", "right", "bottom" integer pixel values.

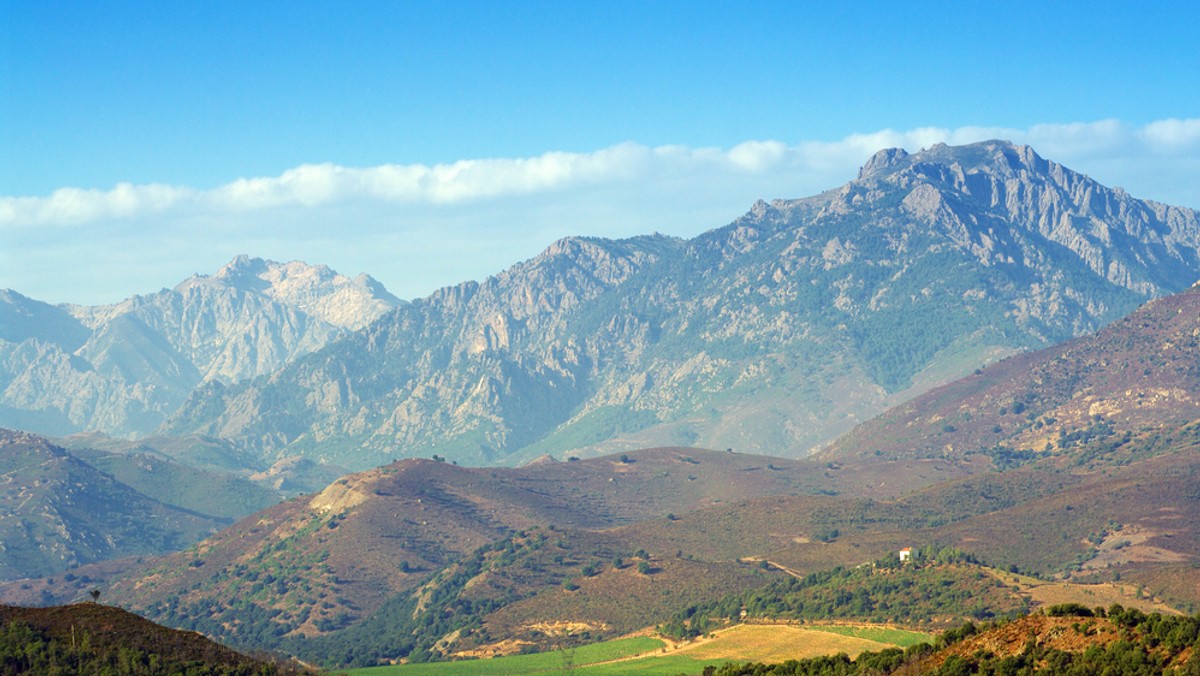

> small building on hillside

[{"left": 899, "top": 547, "right": 915, "bottom": 563}]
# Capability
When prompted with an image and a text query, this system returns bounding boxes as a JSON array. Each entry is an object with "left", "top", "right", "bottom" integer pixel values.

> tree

[{"left": 89, "top": 589, "right": 101, "bottom": 603}]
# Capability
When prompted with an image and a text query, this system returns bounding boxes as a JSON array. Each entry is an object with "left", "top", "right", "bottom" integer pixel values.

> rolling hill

[
  {"left": 68, "top": 449, "right": 827, "bottom": 646},
  {"left": 0, "top": 602, "right": 303, "bottom": 674}
]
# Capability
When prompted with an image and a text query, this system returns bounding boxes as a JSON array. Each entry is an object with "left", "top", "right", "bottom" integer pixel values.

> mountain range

[
  {"left": 4, "top": 141, "right": 1198, "bottom": 473},
  {"left": 163, "top": 140, "right": 1200, "bottom": 470},
  {"left": 0, "top": 256, "right": 400, "bottom": 438}
]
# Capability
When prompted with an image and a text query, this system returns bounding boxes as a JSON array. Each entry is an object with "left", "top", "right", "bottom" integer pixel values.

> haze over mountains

[
  {"left": 0, "top": 429, "right": 230, "bottom": 581},
  {"left": 0, "top": 257, "right": 400, "bottom": 437}
]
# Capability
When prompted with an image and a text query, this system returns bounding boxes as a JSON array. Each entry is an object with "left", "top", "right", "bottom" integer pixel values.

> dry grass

[
  {"left": 980, "top": 567, "right": 1180, "bottom": 615},
  {"left": 671, "top": 623, "right": 894, "bottom": 662}
]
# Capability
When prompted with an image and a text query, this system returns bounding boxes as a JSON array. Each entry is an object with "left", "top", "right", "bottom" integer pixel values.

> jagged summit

[
  {"left": 182, "top": 255, "right": 404, "bottom": 327},
  {"left": 856, "top": 140, "right": 1049, "bottom": 180},
  {"left": 819, "top": 139, "right": 1200, "bottom": 297},
  {"left": 856, "top": 145, "right": 912, "bottom": 178}
]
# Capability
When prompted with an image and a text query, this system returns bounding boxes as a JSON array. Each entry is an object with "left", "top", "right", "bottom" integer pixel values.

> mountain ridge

[{"left": 165, "top": 140, "right": 1200, "bottom": 469}]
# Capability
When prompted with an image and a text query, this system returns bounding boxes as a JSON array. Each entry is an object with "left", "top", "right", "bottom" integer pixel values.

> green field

[
  {"left": 342, "top": 636, "right": 664, "bottom": 675},
  {"left": 804, "top": 624, "right": 934, "bottom": 647},
  {"left": 569, "top": 654, "right": 724, "bottom": 675},
  {"left": 342, "top": 623, "right": 932, "bottom": 675}
]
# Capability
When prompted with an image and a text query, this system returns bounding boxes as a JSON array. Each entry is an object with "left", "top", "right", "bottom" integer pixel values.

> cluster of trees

[
  {"left": 284, "top": 528, "right": 626, "bottom": 667},
  {"left": 927, "top": 606, "right": 1200, "bottom": 675},
  {"left": 659, "top": 550, "right": 1020, "bottom": 641},
  {"left": 0, "top": 619, "right": 293, "bottom": 676},
  {"left": 286, "top": 535, "right": 529, "bottom": 667}
]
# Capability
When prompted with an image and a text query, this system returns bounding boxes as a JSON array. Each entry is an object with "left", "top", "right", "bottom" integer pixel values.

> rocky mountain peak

[
  {"left": 183, "top": 255, "right": 402, "bottom": 329},
  {"left": 857, "top": 146, "right": 911, "bottom": 179},
  {"left": 838, "top": 139, "right": 1200, "bottom": 298},
  {"left": 1, "top": 257, "right": 404, "bottom": 438},
  {"left": 212, "top": 254, "right": 273, "bottom": 291},
  {"left": 857, "top": 140, "right": 1048, "bottom": 183}
]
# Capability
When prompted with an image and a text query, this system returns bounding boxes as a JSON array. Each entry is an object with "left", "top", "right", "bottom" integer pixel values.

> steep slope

[
  {"left": 167, "top": 140, "right": 1200, "bottom": 468},
  {"left": 168, "top": 235, "right": 684, "bottom": 466},
  {"left": 0, "top": 256, "right": 400, "bottom": 438},
  {"left": 6, "top": 448, "right": 830, "bottom": 650},
  {"left": 823, "top": 283, "right": 1200, "bottom": 466},
  {"left": 0, "top": 429, "right": 227, "bottom": 581}
]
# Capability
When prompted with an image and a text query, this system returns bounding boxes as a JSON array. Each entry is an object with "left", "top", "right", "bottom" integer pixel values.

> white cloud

[
  {"left": 4, "top": 119, "right": 1199, "bottom": 228},
  {"left": 0, "top": 183, "right": 195, "bottom": 225},
  {"left": 2, "top": 119, "right": 1198, "bottom": 305},
  {"left": 1140, "top": 118, "right": 1200, "bottom": 150}
]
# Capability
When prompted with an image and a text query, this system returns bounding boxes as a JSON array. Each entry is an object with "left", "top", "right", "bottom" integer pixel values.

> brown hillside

[
  {"left": 10, "top": 448, "right": 839, "bottom": 642},
  {"left": 0, "top": 602, "right": 301, "bottom": 673},
  {"left": 823, "top": 285, "right": 1200, "bottom": 465},
  {"left": 928, "top": 614, "right": 1122, "bottom": 669}
]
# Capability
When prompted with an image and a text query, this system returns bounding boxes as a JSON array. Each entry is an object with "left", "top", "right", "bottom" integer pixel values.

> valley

[{"left": 2, "top": 141, "right": 1200, "bottom": 673}]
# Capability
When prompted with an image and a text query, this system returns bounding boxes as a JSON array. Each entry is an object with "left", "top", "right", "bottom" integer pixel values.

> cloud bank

[
  {"left": 3, "top": 119, "right": 1198, "bottom": 305},
  {"left": 6, "top": 118, "right": 1198, "bottom": 228}
]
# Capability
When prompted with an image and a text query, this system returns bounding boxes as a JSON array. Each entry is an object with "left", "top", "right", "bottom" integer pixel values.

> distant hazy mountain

[
  {"left": 165, "top": 140, "right": 1200, "bottom": 469},
  {"left": 0, "top": 429, "right": 229, "bottom": 581},
  {"left": 0, "top": 257, "right": 401, "bottom": 437}
]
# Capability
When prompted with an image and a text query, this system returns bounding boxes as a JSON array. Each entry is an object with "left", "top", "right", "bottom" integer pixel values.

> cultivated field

[{"left": 346, "top": 623, "right": 932, "bottom": 675}]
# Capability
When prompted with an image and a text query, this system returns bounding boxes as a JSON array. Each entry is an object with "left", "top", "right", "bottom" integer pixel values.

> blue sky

[{"left": 3, "top": 1, "right": 1199, "bottom": 304}]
